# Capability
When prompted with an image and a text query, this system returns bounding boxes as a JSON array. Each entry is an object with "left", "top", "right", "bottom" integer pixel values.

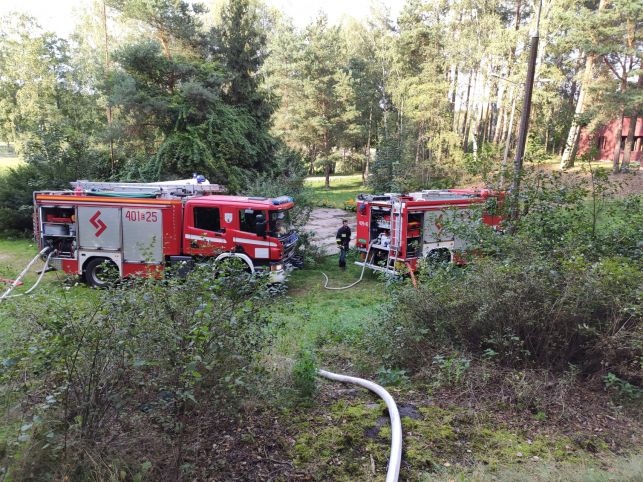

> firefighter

[{"left": 336, "top": 219, "right": 351, "bottom": 270}]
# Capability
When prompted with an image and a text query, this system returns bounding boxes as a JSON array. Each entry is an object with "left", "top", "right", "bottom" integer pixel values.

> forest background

[{"left": 0, "top": 0, "right": 641, "bottom": 234}]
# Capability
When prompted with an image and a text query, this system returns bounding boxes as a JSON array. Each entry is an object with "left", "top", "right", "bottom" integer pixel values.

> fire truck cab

[
  {"left": 33, "top": 179, "right": 299, "bottom": 287},
  {"left": 355, "top": 189, "right": 503, "bottom": 275}
]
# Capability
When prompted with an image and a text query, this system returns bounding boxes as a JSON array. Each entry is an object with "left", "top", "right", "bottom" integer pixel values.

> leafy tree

[
  {"left": 0, "top": 15, "right": 106, "bottom": 233},
  {"left": 106, "top": 0, "right": 278, "bottom": 189}
]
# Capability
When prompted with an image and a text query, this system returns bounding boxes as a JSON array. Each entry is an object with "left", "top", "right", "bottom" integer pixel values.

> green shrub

[
  {"left": 376, "top": 367, "right": 409, "bottom": 387},
  {"left": 604, "top": 372, "right": 642, "bottom": 402},
  {"left": 0, "top": 262, "right": 273, "bottom": 479},
  {"left": 372, "top": 253, "right": 641, "bottom": 376},
  {"left": 291, "top": 349, "right": 318, "bottom": 403}
]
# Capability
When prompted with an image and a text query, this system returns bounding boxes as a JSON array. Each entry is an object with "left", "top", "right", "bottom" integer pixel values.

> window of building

[
  {"left": 193, "top": 206, "right": 221, "bottom": 232},
  {"left": 239, "top": 209, "right": 266, "bottom": 233}
]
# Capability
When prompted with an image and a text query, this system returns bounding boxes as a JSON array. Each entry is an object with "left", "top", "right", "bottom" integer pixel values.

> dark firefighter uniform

[{"left": 336, "top": 223, "right": 351, "bottom": 269}]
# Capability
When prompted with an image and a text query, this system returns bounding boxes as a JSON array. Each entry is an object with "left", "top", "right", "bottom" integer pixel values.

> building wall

[{"left": 578, "top": 117, "right": 643, "bottom": 162}]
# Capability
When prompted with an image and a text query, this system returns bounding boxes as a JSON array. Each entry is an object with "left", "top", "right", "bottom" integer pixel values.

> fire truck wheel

[
  {"left": 214, "top": 257, "right": 252, "bottom": 277},
  {"left": 84, "top": 257, "right": 118, "bottom": 288},
  {"left": 425, "top": 248, "right": 451, "bottom": 265}
]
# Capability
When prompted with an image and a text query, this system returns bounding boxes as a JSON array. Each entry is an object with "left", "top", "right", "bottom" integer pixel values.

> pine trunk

[
  {"left": 493, "top": 81, "right": 505, "bottom": 144},
  {"left": 501, "top": 91, "right": 517, "bottom": 185},
  {"left": 612, "top": 112, "right": 625, "bottom": 173},
  {"left": 621, "top": 116, "right": 637, "bottom": 170},
  {"left": 363, "top": 105, "right": 373, "bottom": 181},
  {"left": 451, "top": 65, "right": 459, "bottom": 110},
  {"left": 561, "top": 0, "right": 608, "bottom": 169},
  {"left": 622, "top": 75, "right": 642, "bottom": 169},
  {"left": 461, "top": 71, "right": 474, "bottom": 138}
]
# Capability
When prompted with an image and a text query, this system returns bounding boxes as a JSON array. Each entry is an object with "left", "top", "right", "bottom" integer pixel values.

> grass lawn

[
  {"left": 0, "top": 156, "right": 24, "bottom": 174},
  {"left": 269, "top": 251, "right": 388, "bottom": 365},
  {"left": 304, "top": 174, "right": 369, "bottom": 209},
  {"left": 0, "top": 239, "right": 99, "bottom": 348}
]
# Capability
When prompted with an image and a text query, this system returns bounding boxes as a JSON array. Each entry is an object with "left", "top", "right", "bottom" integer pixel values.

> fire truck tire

[
  {"left": 426, "top": 248, "right": 451, "bottom": 264},
  {"left": 84, "top": 257, "right": 118, "bottom": 288}
]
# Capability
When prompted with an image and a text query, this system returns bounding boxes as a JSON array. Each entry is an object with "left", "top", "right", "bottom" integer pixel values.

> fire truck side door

[
  {"left": 183, "top": 205, "right": 228, "bottom": 256},
  {"left": 78, "top": 207, "right": 122, "bottom": 250}
]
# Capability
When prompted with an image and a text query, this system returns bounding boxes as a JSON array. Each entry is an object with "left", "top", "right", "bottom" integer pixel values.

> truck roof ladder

[{"left": 71, "top": 180, "right": 226, "bottom": 198}]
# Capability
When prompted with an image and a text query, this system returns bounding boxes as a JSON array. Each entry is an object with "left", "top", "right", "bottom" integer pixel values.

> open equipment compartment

[
  {"left": 368, "top": 204, "right": 393, "bottom": 266},
  {"left": 39, "top": 205, "right": 77, "bottom": 258},
  {"left": 406, "top": 211, "right": 424, "bottom": 258}
]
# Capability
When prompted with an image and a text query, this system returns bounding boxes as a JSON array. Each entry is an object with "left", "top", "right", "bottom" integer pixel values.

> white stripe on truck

[{"left": 185, "top": 233, "right": 227, "bottom": 244}]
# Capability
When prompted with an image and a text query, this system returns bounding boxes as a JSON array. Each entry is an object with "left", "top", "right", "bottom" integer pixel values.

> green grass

[
  {"left": 0, "top": 156, "right": 24, "bottom": 174},
  {"left": 304, "top": 174, "right": 369, "bottom": 209},
  {"left": 0, "top": 239, "right": 387, "bottom": 366},
  {"left": 269, "top": 251, "right": 387, "bottom": 364},
  {"left": 0, "top": 239, "right": 97, "bottom": 347}
]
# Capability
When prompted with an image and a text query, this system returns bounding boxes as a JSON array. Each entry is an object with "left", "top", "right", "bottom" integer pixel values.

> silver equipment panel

[
  {"left": 423, "top": 211, "right": 453, "bottom": 244},
  {"left": 122, "top": 208, "right": 163, "bottom": 262},
  {"left": 78, "top": 207, "right": 122, "bottom": 250}
]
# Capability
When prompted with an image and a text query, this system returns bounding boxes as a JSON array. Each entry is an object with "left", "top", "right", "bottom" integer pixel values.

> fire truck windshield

[{"left": 270, "top": 209, "right": 293, "bottom": 237}]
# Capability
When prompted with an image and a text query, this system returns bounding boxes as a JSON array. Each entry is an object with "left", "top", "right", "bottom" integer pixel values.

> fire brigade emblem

[
  {"left": 89, "top": 211, "right": 107, "bottom": 237},
  {"left": 224, "top": 212, "right": 232, "bottom": 223}
]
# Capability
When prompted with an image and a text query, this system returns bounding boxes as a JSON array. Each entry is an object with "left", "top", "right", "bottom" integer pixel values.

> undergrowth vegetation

[
  {"left": 0, "top": 262, "right": 273, "bottom": 480},
  {"left": 370, "top": 169, "right": 642, "bottom": 393},
  {"left": 0, "top": 170, "right": 641, "bottom": 480}
]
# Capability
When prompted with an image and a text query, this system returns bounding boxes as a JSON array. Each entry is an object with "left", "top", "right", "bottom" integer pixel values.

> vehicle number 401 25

[{"left": 125, "top": 210, "right": 158, "bottom": 223}]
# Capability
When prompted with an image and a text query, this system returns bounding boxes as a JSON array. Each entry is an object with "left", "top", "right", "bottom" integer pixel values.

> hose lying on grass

[
  {"left": 0, "top": 248, "right": 53, "bottom": 303},
  {"left": 321, "top": 244, "right": 373, "bottom": 290},
  {"left": 318, "top": 368, "right": 402, "bottom": 482}
]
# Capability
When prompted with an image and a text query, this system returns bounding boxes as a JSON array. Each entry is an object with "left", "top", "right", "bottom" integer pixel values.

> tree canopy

[{"left": 0, "top": 0, "right": 640, "bottom": 195}]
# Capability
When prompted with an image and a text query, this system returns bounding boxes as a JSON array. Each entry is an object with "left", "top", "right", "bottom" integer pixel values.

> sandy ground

[{"left": 304, "top": 208, "right": 356, "bottom": 255}]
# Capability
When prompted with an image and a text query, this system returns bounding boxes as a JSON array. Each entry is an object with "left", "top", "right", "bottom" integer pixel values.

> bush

[
  {"left": 371, "top": 252, "right": 641, "bottom": 377},
  {"left": 291, "top": 349, "right": 318, "bottom": 404},
  {"left": 0, "top": 262, "right": 273, "bottom": 479},
  {"left": 370, "top": 181, "right": 642, "bottom": 383}
]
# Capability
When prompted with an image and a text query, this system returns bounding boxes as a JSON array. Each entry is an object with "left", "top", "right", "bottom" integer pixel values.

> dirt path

[{"left": 304, "top": 208, "right": 356, "bottom": 255}]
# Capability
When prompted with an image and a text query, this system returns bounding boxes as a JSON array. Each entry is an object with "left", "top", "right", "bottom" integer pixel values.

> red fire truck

[
  {"left": 33, "top": 179, "right": 299, "bottom": 287},
  {"left": 354, "top": 189, "right": 503, "bottom": 275}
]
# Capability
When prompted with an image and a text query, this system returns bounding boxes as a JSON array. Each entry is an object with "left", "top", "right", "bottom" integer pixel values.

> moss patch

[
  {"left": 290, "top": 398, "right": 616, "bottom": 481},
  {"left": 292, "top": 399, "right": 389, "bottom": 480}
]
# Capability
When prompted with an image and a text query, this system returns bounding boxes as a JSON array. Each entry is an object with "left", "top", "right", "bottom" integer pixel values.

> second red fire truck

[
  {"left": 33, "top": 179, "right": 299, "bottom": 287},
  {"left": 354, "top": 189, "right": 504, "bottom": 275}
]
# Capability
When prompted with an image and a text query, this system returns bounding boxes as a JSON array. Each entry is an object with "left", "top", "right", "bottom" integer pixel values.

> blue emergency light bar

[{"left": 271, "top": 196, "right": 293, "bottom": 205}]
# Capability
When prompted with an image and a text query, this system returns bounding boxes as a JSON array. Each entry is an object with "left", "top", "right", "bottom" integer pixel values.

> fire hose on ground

[
  {"left": 0, "top": 247, "right": 53, "bottom": 303},
  {"left": 321, "top": 243, "right": 373, "bottom": 290},
  {"left": 1, "top": 247, "right": 404, "bottom": 479},
  {"left": 317, "top": 368, "right": 402, "bottom": 482}
]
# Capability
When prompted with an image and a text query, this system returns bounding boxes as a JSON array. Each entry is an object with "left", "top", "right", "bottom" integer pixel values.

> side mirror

[{"left": 256, "top": 214, "right": 267, "bottom": 237}]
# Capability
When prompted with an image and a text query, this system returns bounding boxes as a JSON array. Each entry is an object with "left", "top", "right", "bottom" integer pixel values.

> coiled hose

[{"left": 0, "top": 248, "right": 53, "bottom": 303}]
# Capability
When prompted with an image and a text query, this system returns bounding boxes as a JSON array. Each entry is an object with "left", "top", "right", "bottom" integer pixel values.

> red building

[{"left": 578, "top": 117, "right": 643, "bottom": 162}]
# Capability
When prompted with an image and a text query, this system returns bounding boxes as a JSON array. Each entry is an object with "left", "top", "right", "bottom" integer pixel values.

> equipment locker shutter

[
  {"left": 122, "top": 208, "right": 163, "bottom": 262},
  {"left": 78, "top": 207, "right": 122, "bottom": 250}
]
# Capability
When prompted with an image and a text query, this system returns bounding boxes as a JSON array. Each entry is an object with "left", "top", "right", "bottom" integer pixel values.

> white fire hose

[
  {"left": 1, "top": 249, "right": 404, "bottom": 479},
  {"left": 321, "top": 244, "right": 373, "bottom": 290},
  {"left": 318, "top": 368, "right": 402, "bottom": 482},
  {"left": 0, "top": 247, "right": 53, "bottom": 303}
]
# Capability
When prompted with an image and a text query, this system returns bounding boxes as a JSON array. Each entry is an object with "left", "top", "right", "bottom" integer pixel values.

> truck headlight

[{"left": 271, "top": 263, "right": 284, "bottom": 272}]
